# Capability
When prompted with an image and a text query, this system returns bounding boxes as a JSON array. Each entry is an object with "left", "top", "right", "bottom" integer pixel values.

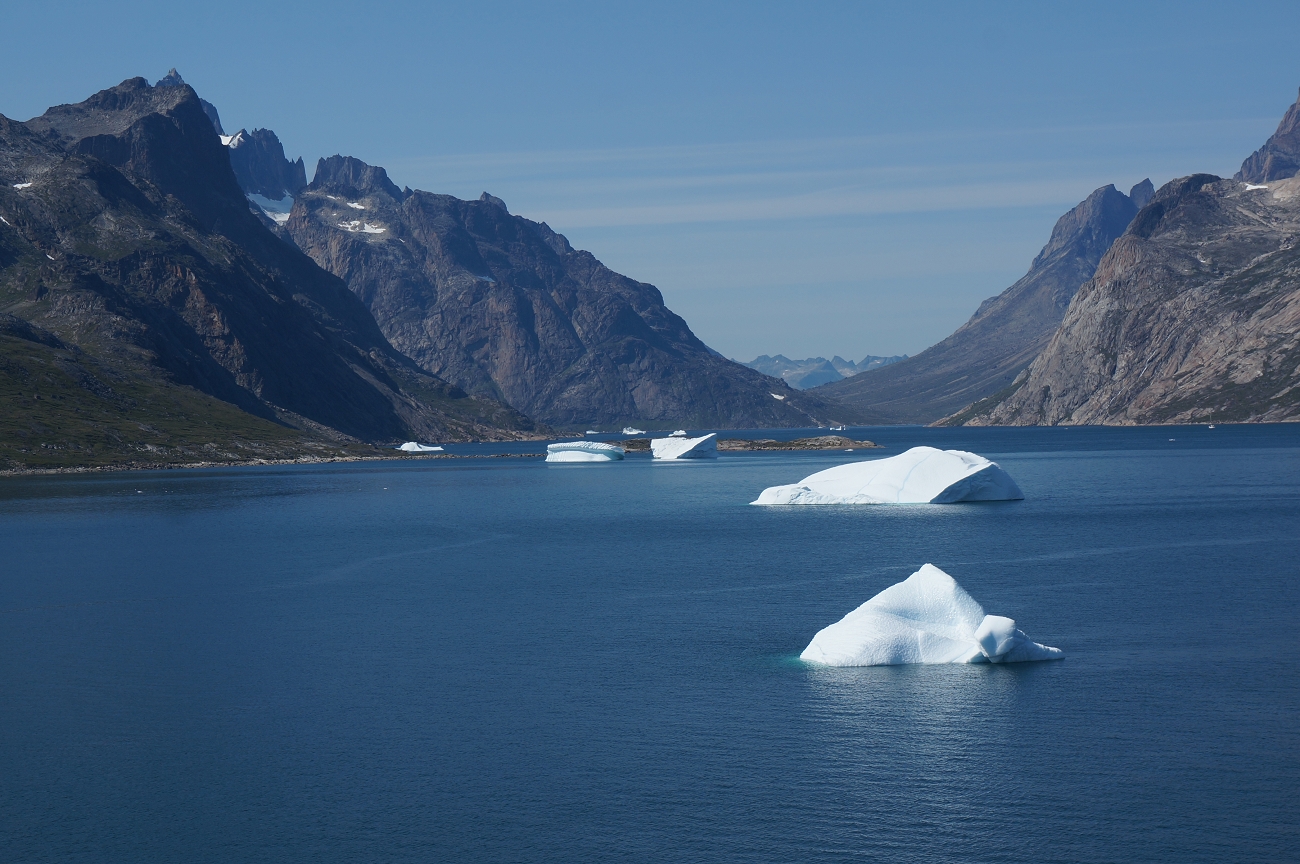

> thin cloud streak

[{"left": 527, "top": 178, "right": 1108, "bottom": 228}]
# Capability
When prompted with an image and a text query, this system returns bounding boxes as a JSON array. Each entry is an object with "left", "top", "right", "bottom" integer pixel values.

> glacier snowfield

[{"left": 1, "top": 424, "right": 1297, "bottom": 863}]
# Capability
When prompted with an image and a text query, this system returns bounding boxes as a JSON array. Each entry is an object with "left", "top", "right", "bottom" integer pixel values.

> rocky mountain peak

[
  {"left": 154, "top": 68, "right": 185, "bottom": 88},
  {"left": 25, "top": 76, "right": 252, "bottom": 231},
  {"left": 153, "top": 67, "right": 224, "bottom": 135},
  {"left": 1031, "top": 184, "right": 1138, "bottom": 271},
  {"left": 479, "top": 192, "right": 508, "bottom": 212},
  {"left": 1129, "top": 178, "right": 1155, "bottom": 209},
  {"left": 224, "top": 127, "right": 306, "bottom": 200},
  {"left": 310, "top": 155, "right": 404, "bottom": 201},
  {"left": 1235, "top": 86, "right": 1300, "bottom": 183}
]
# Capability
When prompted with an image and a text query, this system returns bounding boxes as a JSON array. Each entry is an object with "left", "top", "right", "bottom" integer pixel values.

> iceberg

[
  {"left": 800, "top": 564, "right": 1063, "bottom": 666},
  {"left": 546, "top": 441, "right": 625, "bottom": 462},
  {"left": 752, "top": 445, "right": 1022, "bottom": 505},
  {"left": 622, "top": 427, "right": 646, "bottom": 435},
  {"left": 397, "top": 442, "right": 443, "bottom": 452},
  {"left": 650, "top": 432, "right": 717, "bottom": 460}
]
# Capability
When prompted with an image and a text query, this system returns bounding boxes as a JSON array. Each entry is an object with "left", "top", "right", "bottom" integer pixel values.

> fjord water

[{"left": 2, "top": 426, "right": 1297, "bottom": 863}]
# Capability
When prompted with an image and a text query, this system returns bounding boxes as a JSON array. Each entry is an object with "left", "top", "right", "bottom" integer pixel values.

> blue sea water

[{"left": 1, "top": 425, "right": 1298, "bottom": 863}]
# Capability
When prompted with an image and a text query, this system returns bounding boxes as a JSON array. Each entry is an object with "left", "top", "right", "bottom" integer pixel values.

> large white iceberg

[
  {"left": 801, "top": 564, "right": 1062, "bottom": 666},
  {"left": 650, "top": 432, "right": 717, "bottom": 460},
  {"left": 752, "top": 445, "right": 1022, "bottom": 505},
  {"left": 398, "top": 442, "right": 443, "bottom": 452},
  {"left": 546, "top": 441, "right": 625, "bottom": 462}
]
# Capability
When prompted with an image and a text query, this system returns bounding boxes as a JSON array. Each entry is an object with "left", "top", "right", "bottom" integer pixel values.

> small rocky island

[{"left": 618, "top": 435, "right": 879, "bottom": 451}]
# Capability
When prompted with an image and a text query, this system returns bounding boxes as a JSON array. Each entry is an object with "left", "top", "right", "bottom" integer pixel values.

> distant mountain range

[{"left": 739, "top": 354, "right": 906, "bottom": 389}]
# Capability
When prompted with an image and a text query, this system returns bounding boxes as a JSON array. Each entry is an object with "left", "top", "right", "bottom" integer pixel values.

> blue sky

[{"left": 4, "top": 1, "right": 1299, "bottom": 360}]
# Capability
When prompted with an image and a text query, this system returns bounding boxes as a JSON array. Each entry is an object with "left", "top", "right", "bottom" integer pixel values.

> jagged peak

[
  {"left": 1235, "top": 86, "right": 1300, "bottom": 183},
  {"left": 479, "top": 192, "right": 508, "bottom": 212},
  {"left": 1129, "top": 178, "right": 1155, "bottom": 209},
  {"left": 309, "top": 154, "right": 404, "bottom": 201},
  {"left": 155, "top": 68, "right": 185, "bottom": 88}
]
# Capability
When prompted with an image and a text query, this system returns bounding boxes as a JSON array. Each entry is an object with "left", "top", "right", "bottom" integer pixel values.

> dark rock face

[
  {"left": 2, "top": 77, "right": 534, "bottom": 450},
  {"left": 227, "top": 128, "right": 307, "bottom": 200},
  {"left": 1130, "top": 178, "right": 1155, "bottom": 209},
  {"left": 153, "top": 68, "right": 224, "bottom": 134},
  {"left": 283, "top": 155, "right": 851, "bottom": 428},
  {"left": 959, "top": 174, "right": 1300, "bottom": 425},
  {"left": 1236, "top": 88, "right": 1300, "bottom": 183},
  {"left": 815, "top": 184, "right": 1141, "bottom": 423}
]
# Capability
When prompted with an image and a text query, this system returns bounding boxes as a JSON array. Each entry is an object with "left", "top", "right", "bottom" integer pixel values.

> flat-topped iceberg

[
  {"left": 546, "top": 441, "right": 625, "bottom": 462},
  {"left": 801, "top": 564, "right": 1062, "bottom": 666},
  {"left": 752, "top": 445, "right": 1022, "bottom": 505},
  {"left": 651, "top": 432, "right": 717, "bottom": 460},
  {"left": 398, "top": 442, "right": 443, "bottom": 452}
]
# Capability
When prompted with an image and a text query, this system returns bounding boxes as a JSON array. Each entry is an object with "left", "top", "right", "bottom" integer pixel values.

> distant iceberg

[
  {"left": 801, "top": 564, "right": 1062, "bottom": 666},
  {"left": 752, "top": 445, "right": 1022, "bottom": 505},
  {"left": 397, "top": 442, "right": 443, "bottom": 452},
  {"left": 546, "top": 441, "right": 625, "bottom": 462},
  {"left": 622, "top": 427, "right": 646, "bottom": 435},
  {"left": 651, "top": 432, "right": 717, "bottom": 460}
]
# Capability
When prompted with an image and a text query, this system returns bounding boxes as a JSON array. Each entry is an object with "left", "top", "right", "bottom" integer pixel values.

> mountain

[
  {"left": 956, "top": 89, "right": 1300, "bottom": 426},
  {"left": 741, "top": 354, "right": 905, "bottom": 389},
  {"left": 812, "top": 182, "right": 1145, "bottom": 423},
  {"left": 278, "top": 155, "right": 852, "bottom": 428},
  {"left": 1236, "top": 87, "right": 1300, "bottom": 183},
  {"left": 224, "top": 128, "right": 307, "bottom": 203},
  {"left": 0, "top": 76, "right": 534, "bottom": 468},
  {"left": 953, "top": 173, "right": 1300, "bottom": 425}
]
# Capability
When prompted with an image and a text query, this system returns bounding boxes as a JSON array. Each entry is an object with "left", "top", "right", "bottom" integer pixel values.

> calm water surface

[{"left": 2, "top": 426, "right": 1297, "bottom": 862}]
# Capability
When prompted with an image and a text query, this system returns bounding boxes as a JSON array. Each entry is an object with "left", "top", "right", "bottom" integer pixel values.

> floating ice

[
  {"left": 12, "top": 182, "right": 32, "bottom": 189},
  {"left": 546, "top": 441, "right": 624, "bottom": 462},
  {"left": 752, "top": 446, "right": 1022, "bottom": 505},
  {"left": 651, "top": 432, "right": 717, "bottom": 460},
  {"left": 622, "top": 427, "right": 646, "bottom": 435},
  {"left": 397, "top": 442, "right": 443, "bottom": 452},
  {"left": 800, "top": 564, "right": 1063, "bottom": 666}
]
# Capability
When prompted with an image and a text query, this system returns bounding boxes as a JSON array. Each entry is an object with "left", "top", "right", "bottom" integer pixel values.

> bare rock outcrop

[{"left": 956, "top": 174, "right": 1300, "bottom": 425}]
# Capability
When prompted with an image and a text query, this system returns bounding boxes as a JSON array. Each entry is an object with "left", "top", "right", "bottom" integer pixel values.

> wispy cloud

[{"left": 379, "top": 116, "right": 1263, "bottom": 230}]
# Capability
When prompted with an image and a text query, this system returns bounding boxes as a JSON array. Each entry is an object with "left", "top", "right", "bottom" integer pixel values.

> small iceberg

[
  {"left": 622, "top": 427, "right": 646, "bottom": 435},
  {"left": 651, "top": 432, "right": 717, "bottom": 460},
  {"left": 752, "top": 445, "right": 1022, "bottom": 505},
  {"left": 397, "top": 442, "right": 443, "bottom": 452},
  {"left": 801, "top": 564, "right": 1062, "bottom": 666},
  {"left": 546, "top": 441, "right": 625, "bottom": 462}
]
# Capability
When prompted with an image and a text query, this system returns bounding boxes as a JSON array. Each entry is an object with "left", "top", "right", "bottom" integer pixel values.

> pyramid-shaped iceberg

[{"left": 800, "top": 564, "right": 1062, "bottom": 666}]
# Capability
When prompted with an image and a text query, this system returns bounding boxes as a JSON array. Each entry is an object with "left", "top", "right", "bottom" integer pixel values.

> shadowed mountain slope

[
  {"left": 282, "top": 156, "right": 854, "bottom": 428},
  {"left": 813, "top": 183, "right": 1143, "bottom": 423},
  {"left": 1, "top": 77, "right": 533, "bottom": 467}
]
